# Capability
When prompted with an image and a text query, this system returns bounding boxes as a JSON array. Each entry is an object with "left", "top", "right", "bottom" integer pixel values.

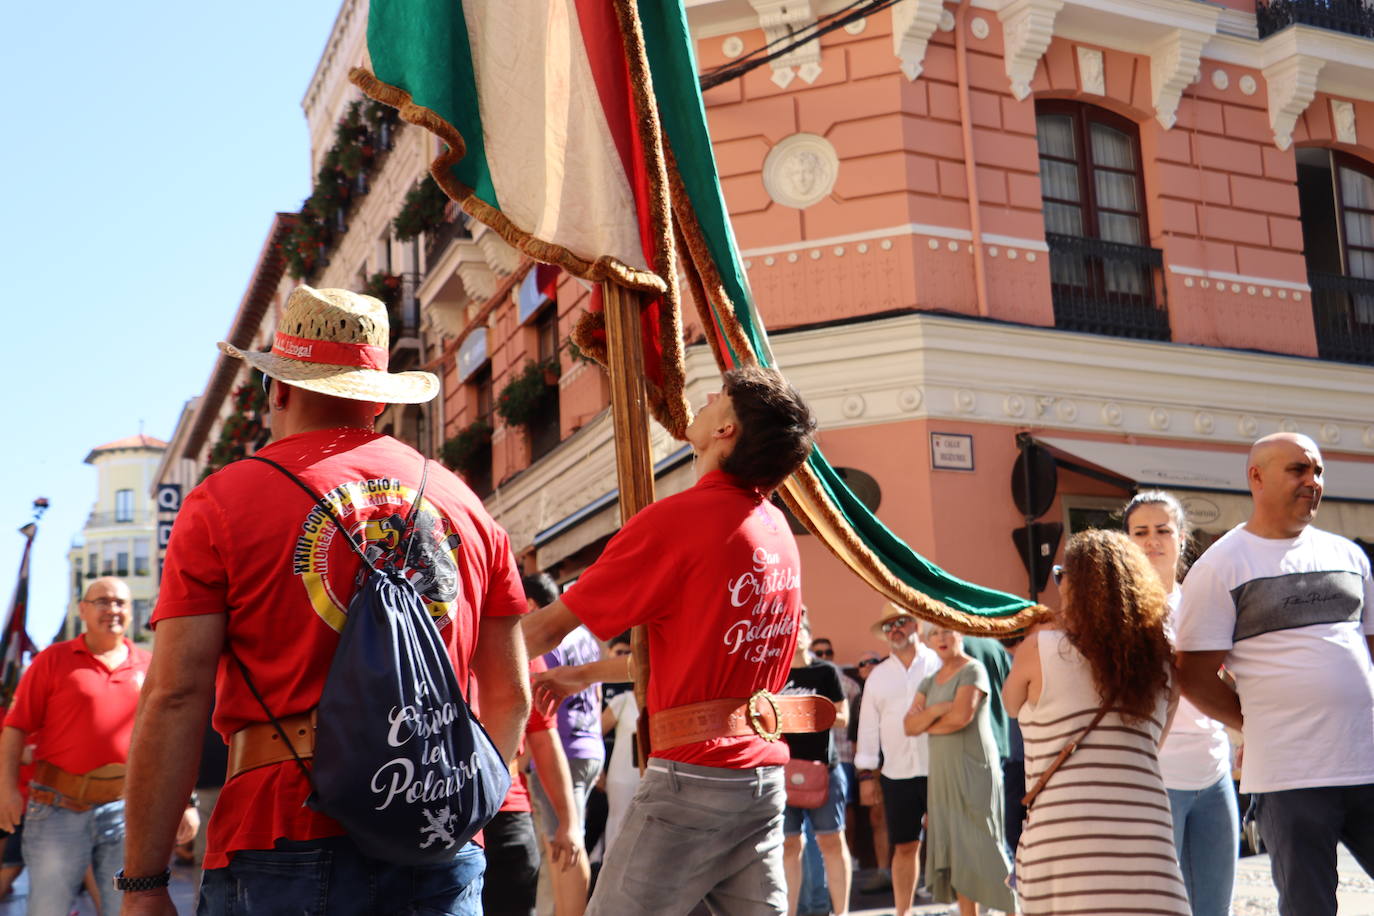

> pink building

[{"left": 433, "top": 0, "right": 1374, "bottom": 658}]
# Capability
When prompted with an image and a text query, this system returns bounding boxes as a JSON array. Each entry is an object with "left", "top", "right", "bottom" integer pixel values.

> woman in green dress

[{"left": 905, "top": 623, "right": 1017, "bottom": 915}]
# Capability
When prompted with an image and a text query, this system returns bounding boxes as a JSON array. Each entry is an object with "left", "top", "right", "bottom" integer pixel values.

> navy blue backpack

[{"left": 235, "top": 455, "right": 511, "bottom": 866}]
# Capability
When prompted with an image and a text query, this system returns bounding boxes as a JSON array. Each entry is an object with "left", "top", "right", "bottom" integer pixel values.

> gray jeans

[{"left": 587, "top": 760, "right": 786, "bottom": 916}]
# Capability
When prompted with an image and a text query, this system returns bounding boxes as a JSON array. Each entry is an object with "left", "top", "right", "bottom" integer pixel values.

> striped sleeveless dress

[{"left": 1015, "top": 630, "right": 1188, "bottom": 915}]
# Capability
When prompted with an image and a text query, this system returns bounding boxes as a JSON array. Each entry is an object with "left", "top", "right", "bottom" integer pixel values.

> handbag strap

[
  {"left": 222, "top": 452, "right": 432, "bottom": 784},
  {"left": 1021, "top": 701, "right": 1113, "bottom": 810}
]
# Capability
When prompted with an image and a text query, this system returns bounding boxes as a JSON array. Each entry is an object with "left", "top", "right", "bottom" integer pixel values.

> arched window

[
  {"left": 1298, "top": 148, "right": 1374, "bottom": 364},
  {"left": 1035, "top": 101, "right": 1168, "bottom": 340}
]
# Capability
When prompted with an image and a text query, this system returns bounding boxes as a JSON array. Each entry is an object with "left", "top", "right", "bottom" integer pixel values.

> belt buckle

[{"left": 747, "top": 690, "right": 783, "bottom": 742}]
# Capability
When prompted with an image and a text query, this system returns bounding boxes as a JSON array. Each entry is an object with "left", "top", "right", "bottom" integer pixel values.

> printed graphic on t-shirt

[
  {"left": 1231, "top": 570, "right": 1364, "bottom": 641},
  {"left": 723, "top": 545, "right": 801, "bottom": 665},
  {"left": 292, "top": 477, "right": 462, "bottom": 632}
]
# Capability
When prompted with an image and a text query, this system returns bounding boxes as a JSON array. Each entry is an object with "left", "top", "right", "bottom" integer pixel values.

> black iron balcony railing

[
  {"left": 389, "top": 272, "right": 423, "bottom": 353},
  {"left": 1045, "top": 233, "right": 1170, "bottom": 341},
  {"left": 424, "top": 206, "right": 473, "bottom": 273},
  {"left": 1309, "top": 271, "right": 1374, "bottom": 364},
  {"left": 1257, "top": 0, "right": 1374, "bottom": 39}
]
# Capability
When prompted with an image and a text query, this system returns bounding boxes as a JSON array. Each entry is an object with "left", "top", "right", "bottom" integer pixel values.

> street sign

[
  {"left": 930, "top": 432, "right": 975, "bottom": 471},
  {"left": 1012, "top": 522, "right": 1064, "bottom": 592},
  {"left": 1011, "top": 441, "right": 1057, "bottom": 519},
  {"left": 157, "top": 521, "right": 175, "bottom": 549},
  {"left": 156, "top": 484, "right": 182, "bottom": 513}
]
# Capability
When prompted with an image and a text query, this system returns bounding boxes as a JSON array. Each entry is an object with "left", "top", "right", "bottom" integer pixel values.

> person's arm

[
  {"left": 1178, "top": 650, "right": 1242, "bottom": 730},
  {"left": 121, "top": 613, "right": 225, "bottom": 916},
  {"left": 522, "top": 599, "right": 582, "bottom": 659},
  {"left": 903, "top": 692, "right": 952, "bottom": 736},
  {"left": 926, "top": 685, "right": 984, "bottom": 734},
  {"left": 471, "top": 615, "right": 531, "bottom": 763},
  {"left": 853, "top": 673, "right": 882, "bottom": 771},
  {"left": 526, "top": 728, "right": 585, "bottom": 871},
  {"left": 532, "top": 655, "right": 632, "bottom": 715},
  {"left": 0, "top": 727, "right": 26, "bottom": 833},
  {"left": 1002, "top": 631, "right": 1040, "bottom": 717}
]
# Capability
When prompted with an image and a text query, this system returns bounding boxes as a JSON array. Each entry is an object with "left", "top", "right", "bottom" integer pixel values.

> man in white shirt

[
  {"left": 854, "top": 604, "right": 941, "bottom": 916},
  {"left": 1177, "top": 433, "right": 1374, "bottom": 916}
]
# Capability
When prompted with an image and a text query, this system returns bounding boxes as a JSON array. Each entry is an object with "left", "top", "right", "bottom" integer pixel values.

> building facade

[
  {"left": 173, "top": 0, "right": 1374, "bottom": 660},
  {"left": 63, "top": 436, "right": 166, "bottom": 642}
]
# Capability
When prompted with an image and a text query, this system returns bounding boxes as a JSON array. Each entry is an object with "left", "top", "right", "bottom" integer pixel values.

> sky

[{"left": 0, "top": 0, "right": 346, "bottom": 644}]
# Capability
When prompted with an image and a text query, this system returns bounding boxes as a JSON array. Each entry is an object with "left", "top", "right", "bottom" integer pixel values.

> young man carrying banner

[{"left": 523, "top": 366, "right": 823, "bottom": 916}]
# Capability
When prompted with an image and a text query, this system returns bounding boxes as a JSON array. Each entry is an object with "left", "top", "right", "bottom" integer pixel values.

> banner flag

[
  {"left": 354, "top": 0, "right": 1046, "bottom": 633},
  {"left": 1, "top": 526, "right": 39, "bottom": 709}
]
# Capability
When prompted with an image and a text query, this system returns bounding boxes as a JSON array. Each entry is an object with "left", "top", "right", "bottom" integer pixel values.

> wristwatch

[{"left": 113, "top": 869, "right": 171, "bottom": 892}]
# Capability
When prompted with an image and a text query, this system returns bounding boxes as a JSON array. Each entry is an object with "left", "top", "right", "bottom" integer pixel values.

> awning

[{"left": 1039, "top": 437, "right": 1374, "bottom": 503}]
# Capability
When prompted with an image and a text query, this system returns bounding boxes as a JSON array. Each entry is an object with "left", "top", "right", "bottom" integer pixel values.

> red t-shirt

[
  {"left": 561, "top": 471, "right": 802, "bottom": 769},
  {"left": 152, "top": 429, "right": 527, "bottom": 868},
  {"left": 5, "top": 638, "right": 150, "bottom": 775},
  {"left": 499, "top": 657, "right": 556, "bottom": 814}
]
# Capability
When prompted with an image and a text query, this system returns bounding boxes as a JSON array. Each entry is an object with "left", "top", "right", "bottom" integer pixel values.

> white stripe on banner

[{"left": 462, "top": 0, "right": 647, "bottom": 272}]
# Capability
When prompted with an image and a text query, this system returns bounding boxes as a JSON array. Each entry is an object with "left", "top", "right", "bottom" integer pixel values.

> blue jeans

[
  {"left": 798, "top": 819, "right": 830, "bottom": 913},
  {"left": 198, "top": 836, "right": 485, "bottom": 915},
  {"left": 1167, "top": 773, "right": 1239, "bottom": 916},
  {"left": 22, "top": 794, "right": 125, "bottom": 916}
]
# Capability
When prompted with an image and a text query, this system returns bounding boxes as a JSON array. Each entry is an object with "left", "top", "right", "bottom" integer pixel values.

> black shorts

[
  {"left": 481, "top": 811, "right": 540, "bottom": 916},
  {"left": 879, "top": 774, "right": 928, "bottom": 846}
]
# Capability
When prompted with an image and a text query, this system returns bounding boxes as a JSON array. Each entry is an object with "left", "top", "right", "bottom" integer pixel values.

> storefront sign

[
  {"left": 457, "top": 328, "right": 488, "bottom": 381},
  {"left": 156, "top": 484, "right": 182, "bottom": 513},
  {"left": 930, "top": 432, "right": 975, "bottom": 471}
]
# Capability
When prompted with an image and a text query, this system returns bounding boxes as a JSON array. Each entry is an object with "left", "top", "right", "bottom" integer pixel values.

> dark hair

[
  {"left": 521, "top": 572, "right": 560, "bottom": 608},
  {"left": 1059, "top": 530, "right": 1172, "bottom": 725},
  {"left": 1122, "top": 489, "right": 1191, "bottom": 580},
  {"left": 609, "top": 630, "right": 632, "bottom": 648},
  {"left": 720, "top": 367, "right": 817, "bottom": 491}
]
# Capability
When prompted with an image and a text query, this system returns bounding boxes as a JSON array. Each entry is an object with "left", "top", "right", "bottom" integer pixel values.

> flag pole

[
  {"left": 1, "top": 498, "right": 47, "bottom": 708},
  {"left": 600, "top": 282, "right": 656, "bottom": 771}
]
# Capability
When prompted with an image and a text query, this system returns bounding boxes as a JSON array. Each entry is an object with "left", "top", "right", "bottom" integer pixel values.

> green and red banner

[{"left": 355, "top": 0, "right": 1044, "bottom": 633}]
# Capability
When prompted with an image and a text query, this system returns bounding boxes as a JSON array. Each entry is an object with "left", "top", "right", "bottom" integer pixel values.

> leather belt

[
  {"left": 227, "top": 711, "right": 317, "bottom": 782},
  {"left": 31, "top": 761, "right": 125, "bottom": 808},
  {"left": 649, "top": 691, "right": 837, "bottom": 752}
]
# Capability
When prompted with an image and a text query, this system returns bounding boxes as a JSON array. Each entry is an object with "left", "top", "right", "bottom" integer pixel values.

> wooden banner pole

[{"left": 600, "top": 281, "right": 656, "bottom": 771}]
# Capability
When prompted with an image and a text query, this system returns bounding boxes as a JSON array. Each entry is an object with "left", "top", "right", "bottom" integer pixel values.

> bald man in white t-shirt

[{"left": 1177, "top": 434, "right": 1374, "bottom": 916}]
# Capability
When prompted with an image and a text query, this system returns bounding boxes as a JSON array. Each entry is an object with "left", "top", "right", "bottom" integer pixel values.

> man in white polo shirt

[
  {"left": 854, "top": 604, "right": 941, "bottom": 916},
  {"left": 1177, "top": 433, "right": 1374, "bottom": 916}
]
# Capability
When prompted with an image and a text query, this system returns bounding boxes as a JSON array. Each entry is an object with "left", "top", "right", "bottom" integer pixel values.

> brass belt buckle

[{"left": 747, "top": 690, "right": 783, "bottom": 742}]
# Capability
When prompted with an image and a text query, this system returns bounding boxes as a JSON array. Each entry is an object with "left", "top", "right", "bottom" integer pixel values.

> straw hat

[
  {"left": 869, "top": 602, "right": 916, "bottom": 638},
  {"left": 219, "top": 286, "right": 438, "bottom": 404}
]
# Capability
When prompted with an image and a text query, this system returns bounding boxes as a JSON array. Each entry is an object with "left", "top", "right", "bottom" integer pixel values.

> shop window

[
  {"left": 528, "top": 307, "right": 562, "bottom": 461},
  {"left": 1035, "top": 101, "right": 1169, "bottom": 340},
  {"left": 114, "top": 489, "right": 134, "bottom": 523},
  {"left": 1297, "top": 148, "right": 1374, "bottom": 364}
]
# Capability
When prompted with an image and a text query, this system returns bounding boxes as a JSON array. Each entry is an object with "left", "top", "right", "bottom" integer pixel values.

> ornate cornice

[
  {"left": 891, "top": 0, "right": 947, "bottom": 81},
  {"left": 1149, "top": 28, "right": 1211, "bottom": 129},
  {"left": 1263, "top": 53, "right": 1324, "bottom": 151},
  {"left": 997, "top": 0, "right": 1064, "bottom": 100},
  {"left": 747, "top": 0, "right": 822, "bottom": 88}
]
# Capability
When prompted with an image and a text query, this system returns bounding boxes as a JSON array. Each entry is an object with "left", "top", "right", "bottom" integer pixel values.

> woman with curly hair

[{"left": 1003, "top": 529, "right": 1186, "bottom": 915}]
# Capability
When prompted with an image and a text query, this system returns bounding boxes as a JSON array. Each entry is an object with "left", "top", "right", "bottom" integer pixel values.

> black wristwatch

[{"left": 113, "top": 869, "right": 171, "bottom": 892}]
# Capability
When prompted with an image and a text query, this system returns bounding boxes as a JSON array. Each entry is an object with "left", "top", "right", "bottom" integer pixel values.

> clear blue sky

[{"left": 0, "top": 0, "right": 345, "bottom": 644}]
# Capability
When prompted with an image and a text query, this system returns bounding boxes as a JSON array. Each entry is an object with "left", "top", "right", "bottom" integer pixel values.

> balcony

[
  {"left": 1309, "top": 271, "right": 1374, "bottom": 364},
  {"left": 85, "top": 510, "right": 153, "bottom": 528},
  {"left": 424, "top": 205, "right": 472, "bottom": 274},
  {"left": 1045, "top": 233, "right": 1170, "bottom": 341},
  {"left": 389, "top": 272, "right": 423, "bottom": 354},
  {"left": 1257, "top": 0, "right": 1374, "bottom": 39}
]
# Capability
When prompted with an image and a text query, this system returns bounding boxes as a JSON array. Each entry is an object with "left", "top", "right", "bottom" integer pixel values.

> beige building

[{"left": 62, "top": 435, "right": 166, "bottom": 642}]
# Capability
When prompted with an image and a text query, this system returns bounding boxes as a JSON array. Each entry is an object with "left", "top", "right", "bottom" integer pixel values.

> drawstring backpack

[{"left": 233, "top": 455, "right": 511, "bottom": 866}]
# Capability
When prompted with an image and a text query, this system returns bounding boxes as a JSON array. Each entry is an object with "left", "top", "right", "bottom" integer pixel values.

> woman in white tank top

[
  {"left": 1125, "top": 491, "right": 1238, "bottom": 916},
  {"left": 1003, "top": 529, "right": 1187, "bottom": 916}
]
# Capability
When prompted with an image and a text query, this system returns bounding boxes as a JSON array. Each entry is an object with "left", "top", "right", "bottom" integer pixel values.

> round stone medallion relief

[{"left": 762, "top": 133, "right": 840, "bottom": 210}]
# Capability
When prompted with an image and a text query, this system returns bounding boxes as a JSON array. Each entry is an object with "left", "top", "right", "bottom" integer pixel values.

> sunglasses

[
  {"left": 858, "top": 658, "right": 880, "bottom": 669},
  {"left": 1052, "top": 564, "right": 1065, "bottom": 586},
  {"left": 262, "top": 373, "right": 273, "bottom": 398},
  {"left": 812, "top": 648, "right": 834, "bottom": 659},
  {"left": 881, "top": 616, "right": 914, "bottom": 633}
]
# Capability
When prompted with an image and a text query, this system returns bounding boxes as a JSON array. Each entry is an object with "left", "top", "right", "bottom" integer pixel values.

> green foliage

[
  {"left": 201, "top": 374, "right": 269, "bottom": 480},
  {"left": 495, "top": 357, "right": 561, "bottom": 428},
  {"left": 363, "top": 272, "right": 402, "bottom": 309},
  {"left": 393, "top": 176, "right": 450, "bottom": 242},
  {"left": 280, "top": 100, "right": 400, "bottom": 279},
  {"left": 440, "top": 419, "right": 493, "bottom": 478}
]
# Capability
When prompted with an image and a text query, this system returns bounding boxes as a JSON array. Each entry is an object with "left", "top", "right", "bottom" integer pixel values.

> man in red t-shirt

[
  {"left": 523, "top": 366, "right": 818, "bottom": 916},
  {"left": 118, "top": 287, "right": 531, "bottom": 916},
  {"left": 0, "top": 577, "right": 195, "bottom": 916}
]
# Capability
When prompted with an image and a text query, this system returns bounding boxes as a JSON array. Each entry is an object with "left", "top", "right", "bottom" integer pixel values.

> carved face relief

[{"left": 762, "top": 134, "right": 840, "bottom": 209}]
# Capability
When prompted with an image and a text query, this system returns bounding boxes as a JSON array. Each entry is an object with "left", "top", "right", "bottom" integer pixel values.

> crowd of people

[{"left": 0, "top": 287, "right": 1368, "bottom": 916}]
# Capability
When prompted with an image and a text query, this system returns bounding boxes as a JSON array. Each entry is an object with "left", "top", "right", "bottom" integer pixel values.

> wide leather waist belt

[
  {"left": 227, "top": 710, "right": 317, "bottom": 782},
  {"left": 31, "top": 760, "right": 125, "bottom": 808},
  {"left": 649, "top": 691, "right": 837, "bottom": 752}
]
